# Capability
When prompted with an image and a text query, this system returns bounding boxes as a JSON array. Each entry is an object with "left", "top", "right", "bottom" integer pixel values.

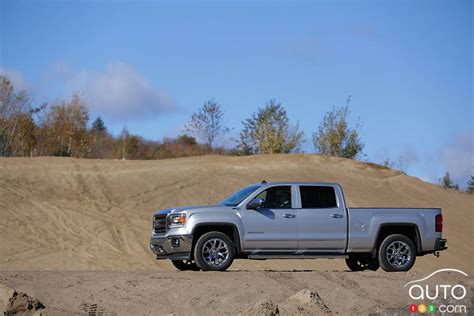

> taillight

[{"left": 435, "top": 214, "right": 443, "bottom": 232}]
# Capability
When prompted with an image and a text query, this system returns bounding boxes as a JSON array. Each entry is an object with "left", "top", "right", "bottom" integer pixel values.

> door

[
  {"left": 297, "top": 185, "right": 347, "bottom": 253},
  {"left": 242, "top": 185, "right": 297, "bottom": 251}
]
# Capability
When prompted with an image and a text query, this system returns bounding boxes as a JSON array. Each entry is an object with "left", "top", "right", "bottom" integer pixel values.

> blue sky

[{"left": 1, "top": 0, "right": 472, "bottom": 187}]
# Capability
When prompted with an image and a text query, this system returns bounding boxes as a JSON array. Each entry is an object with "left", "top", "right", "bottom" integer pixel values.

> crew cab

[{"left": 149, "top": 181, "right": 447, "bottom": 272}]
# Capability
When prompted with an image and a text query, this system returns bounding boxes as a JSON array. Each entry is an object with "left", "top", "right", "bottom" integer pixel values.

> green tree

[
  {"left": 238, "top": 99, "right": 303, "bottom": 154},
  {"left": 440, "top": 172, "right": 459, "bottom": 190},
  {"left": 466, "top": 176, "right": 474, "bottom": 194},
  {"left": 91, "top": 117, "right": 106, "bottom": 133},
  {"left": 313, "top": 96, "right": 364, "bottom": 159},
  {"left": 185, "top": 99, "right": 229, "bottom": 148},
  {"left": 176, "top": 134, "right": 197, "bottom": 146},
  {"left": 90, "top": 117, "right": 111, "bottom": 158}
]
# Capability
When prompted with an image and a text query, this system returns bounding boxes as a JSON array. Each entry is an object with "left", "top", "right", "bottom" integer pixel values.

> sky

[{"left": 1, "top": 0, "right": 472, "bottom": 187}]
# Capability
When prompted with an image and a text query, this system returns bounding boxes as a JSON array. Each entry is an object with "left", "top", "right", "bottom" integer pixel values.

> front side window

[
  {"left": 220, "top": 184, "right": 262, "bottom": 207},
  {"left": 255, "top": 186, "right": 292, "bottom": 209},
  {"left": 299, "top": 186, "right": 337, "bottom": 208}
]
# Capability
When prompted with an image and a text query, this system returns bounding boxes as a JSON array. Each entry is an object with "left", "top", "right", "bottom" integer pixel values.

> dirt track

[{"left": 1, "top": 269, "right": 472, "bottom": 315}]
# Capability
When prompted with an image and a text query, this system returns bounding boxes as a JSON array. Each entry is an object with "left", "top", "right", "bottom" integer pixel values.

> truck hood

[{"left": 153, "top": 205, "right": 221, "bottom": 216}]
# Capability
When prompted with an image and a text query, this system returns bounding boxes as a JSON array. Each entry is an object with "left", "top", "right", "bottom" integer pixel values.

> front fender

[{"left": 187, "top": 211, "right": 244, "bottom": 250}]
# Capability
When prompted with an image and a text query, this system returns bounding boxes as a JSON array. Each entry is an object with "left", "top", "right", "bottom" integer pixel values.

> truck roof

[{"left": 256, "top": 181, "right": 341, "bottom": 186}]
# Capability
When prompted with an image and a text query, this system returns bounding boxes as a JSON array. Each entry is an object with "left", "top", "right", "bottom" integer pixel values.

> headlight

[{"left": 168, "top": 213, "right": 186, "bottom": 228}]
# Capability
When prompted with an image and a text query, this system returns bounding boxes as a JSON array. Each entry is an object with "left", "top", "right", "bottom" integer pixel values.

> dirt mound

[
  {"left": 278, "top": 289, "right": 331, "bottom": 315},
  {"left": 0, "top": 155, "right": 472, "bottom": 272},
  {"left": 0, "top": 283, "right": 44, "bottom": 315},
  {"left": 239, "top": 299, "right": 278, "bottom": 316},
  {"left": 240, "top": 289, "right": 331, "bottom": 316}
]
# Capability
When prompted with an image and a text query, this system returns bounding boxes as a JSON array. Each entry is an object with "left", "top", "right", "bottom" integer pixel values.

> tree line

[
  {"left": 1, "top": 75, "right": 471, "bottom": 193},
  {"left": 0, "top": 74, "right": 364, "bottom": 160}
]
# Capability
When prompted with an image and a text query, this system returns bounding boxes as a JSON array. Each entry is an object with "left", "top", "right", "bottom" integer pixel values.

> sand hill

[{"left": 0, "top": 155, "right": 472, "bottom": 272}]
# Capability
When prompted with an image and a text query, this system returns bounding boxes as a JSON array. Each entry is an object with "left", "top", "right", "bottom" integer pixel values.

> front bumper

[
  {"left": 149, "top": 235, "right": 193, "bottom": 260},
  {"left": 434, "top": 238, "right": 448, "bottom": 251}
]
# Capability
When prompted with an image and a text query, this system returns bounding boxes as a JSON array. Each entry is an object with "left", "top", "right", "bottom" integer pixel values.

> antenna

[{"left": 261, "top": 180, "right": 268, "bottom": 184}]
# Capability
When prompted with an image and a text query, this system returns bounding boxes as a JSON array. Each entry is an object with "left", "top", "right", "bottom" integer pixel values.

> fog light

[{"left": 171, "top": 238, "right": 180, "bottom": 248}]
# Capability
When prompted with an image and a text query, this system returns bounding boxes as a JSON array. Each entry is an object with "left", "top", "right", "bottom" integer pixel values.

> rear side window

[{"left": 299, "top": 186, "right": 337, "bottom": 208}]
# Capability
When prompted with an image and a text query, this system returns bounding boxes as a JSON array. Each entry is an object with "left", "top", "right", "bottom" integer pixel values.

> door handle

[
  {"left": 283, "top": 214, "right": 296, "bottom": 219},
  {"left": 331, "top": 213, "right": 344, "bottom": 219}
]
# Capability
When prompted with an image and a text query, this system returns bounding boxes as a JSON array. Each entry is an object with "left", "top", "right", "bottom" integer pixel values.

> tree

[
  {"left": 41, "top": 94, "right": 90, "bottom": 157},
  {"left": 0, "top": 75, "right": 37, "bottom": 156},
  {"left": 176, "top": 134, "right": 197, "bottom": 147},
  {"left": 440, "top": 172, "right": 459, "bottom": 190},
  {"left": 381, "top": 158, "right": 394, "bottom": 169},
  {"left": 89, "top": 117, "right": 111, "bottom": 158},
  {"left": 119, "top": 127, "right": 131, "bottom": 160},
  {"left": 185, "top": 100, "right": 229, "bottom": 148},
  {"left": 466, "top": 176, "right": 474, "bottom": 194},
  {"left": 313, "top": 96, "right": 364, "bottom": 159},
  {"left": 91, "top": 117, "right": 106, "bottom": 133},
  {"left": 238, "top": 99, "right": 303, "bottom": 154}
]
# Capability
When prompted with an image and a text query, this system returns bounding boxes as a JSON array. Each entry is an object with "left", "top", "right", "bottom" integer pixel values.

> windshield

[{"left": 220, "top": 184, "right": 262, "bottom": 207}]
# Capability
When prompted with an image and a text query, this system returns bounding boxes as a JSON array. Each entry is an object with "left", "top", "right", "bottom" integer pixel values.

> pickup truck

[{"left": 149, "top": 181, "right": 447, "bottom": 272}]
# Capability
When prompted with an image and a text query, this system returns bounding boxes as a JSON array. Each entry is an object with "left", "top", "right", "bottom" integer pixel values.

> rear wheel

[
  {"left": 171, "top": 260, "right": 200, "bottom": 271},
  {"left": 194, "top": 232, "right": 235, "bottom": 271},
  {"left": 345, "top": 254, "right": 379, "bottom": 271},
  {"left": 378, "top": 234, "right": 416, "bottom": 272}
]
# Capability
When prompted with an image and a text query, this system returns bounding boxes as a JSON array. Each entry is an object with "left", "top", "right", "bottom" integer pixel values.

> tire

[
  {"left": 378, "top": 234, "right": 416, "bottom": 272},
  {"left": 171, "top": 260, "right": 200, "bottom": 271},
  {"left": 345, "top": 254, "right": 379, "bottom": 271},
  {"left": 193, "top": 232, "right": 235, "bottom": 271}
]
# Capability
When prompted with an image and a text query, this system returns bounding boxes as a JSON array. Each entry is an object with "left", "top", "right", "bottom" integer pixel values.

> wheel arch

[
  {"left": 191, "top": 223, "right": 242, "bottom": 258},
  {"left": 371, "top": 223, "right": 422, "bottom": 258}
]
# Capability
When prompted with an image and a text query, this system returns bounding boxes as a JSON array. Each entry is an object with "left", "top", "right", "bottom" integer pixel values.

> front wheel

[
  {"left": 378, "top": 234, "right": 416, "bottom": 272},
  {"left": 345, "top": 254, "right": 379, "bottom": 271},
  {"left": 171, "top": 260, "right": 200, "bottom": 271},
  {"left": 194, "top": 232, "right": 235, "bottom": 271}
]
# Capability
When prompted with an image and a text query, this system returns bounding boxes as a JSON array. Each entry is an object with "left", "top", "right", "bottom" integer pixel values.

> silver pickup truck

[{"left": 149, "top": 181, "right": 447, "bottom": 272}]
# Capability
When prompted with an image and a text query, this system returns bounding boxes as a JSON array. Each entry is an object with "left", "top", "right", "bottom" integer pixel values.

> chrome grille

[{"left": 153, "top": 214, "right": 167, "bottom": 234}]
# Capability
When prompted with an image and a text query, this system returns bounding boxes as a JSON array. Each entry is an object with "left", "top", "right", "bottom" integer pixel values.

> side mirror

[{"left": 247, "top": 198, "right": 264, "bottom": 210}]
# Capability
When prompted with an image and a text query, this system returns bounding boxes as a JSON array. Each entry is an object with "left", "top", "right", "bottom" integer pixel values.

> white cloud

[
  {"left": 2, "top": 62, "right": 176, "bottom": 121},
  {"left": 61, "top": 62, "right": 175, "bottom": 120}
]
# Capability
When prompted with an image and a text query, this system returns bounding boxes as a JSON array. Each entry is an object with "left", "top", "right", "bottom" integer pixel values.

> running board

[{"left": 247, "top": 254, "right": 347, "bottom": 260}]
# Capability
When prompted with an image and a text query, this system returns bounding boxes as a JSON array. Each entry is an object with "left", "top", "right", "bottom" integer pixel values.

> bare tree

[
  {"left": 381, "top": 158, "right": 394, "bottom": 169},
  {"left": 396, "top": 155, "right": 406, "bottom": 172},
  {"left": 119, "top": 126, "right": 130, "bottom": 160},
  {"left": 185, "top": 100, "right": 229, "bottom": 148}
]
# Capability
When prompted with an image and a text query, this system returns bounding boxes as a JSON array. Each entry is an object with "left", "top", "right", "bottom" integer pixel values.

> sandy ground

[
  {"left": 0, "top": 270, "right": 472, "bottom": 315},
  {"left": 0, "top": 155, "right": 472, "bottom": 272},
  {"left": 0, "top": 155, "right": 473, "bottom": 314}
]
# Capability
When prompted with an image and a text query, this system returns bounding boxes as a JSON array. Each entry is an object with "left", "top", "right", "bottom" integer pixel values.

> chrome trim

[{"left": 150, "top": 235, "right": 193, "bottom": 259}]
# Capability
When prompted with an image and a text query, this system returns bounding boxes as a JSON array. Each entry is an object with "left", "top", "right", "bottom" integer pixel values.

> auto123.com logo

[{"left": 404, "top": 268, "right": 469, "bottom": 314}]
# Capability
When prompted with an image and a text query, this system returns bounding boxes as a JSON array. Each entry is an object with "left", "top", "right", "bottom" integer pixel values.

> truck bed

[{"left": 346, "top": 207, "right": 442, "bottom": 253}]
